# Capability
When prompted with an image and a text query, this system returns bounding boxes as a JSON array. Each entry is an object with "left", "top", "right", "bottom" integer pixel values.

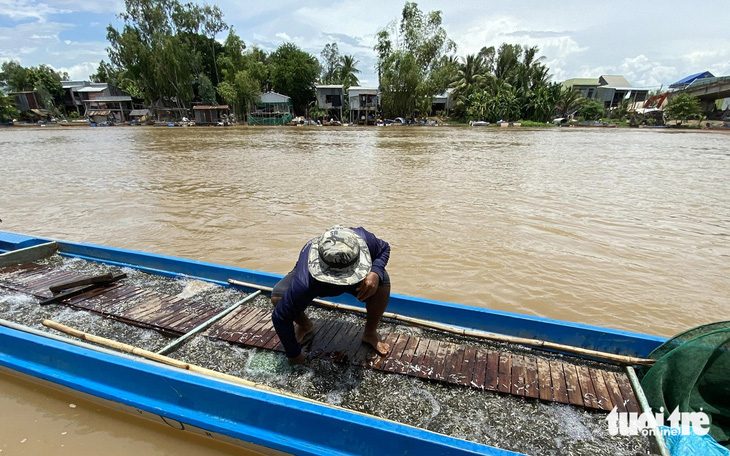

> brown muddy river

[{"left": 1, "top": 125, "right": 729, "bottom": 453}]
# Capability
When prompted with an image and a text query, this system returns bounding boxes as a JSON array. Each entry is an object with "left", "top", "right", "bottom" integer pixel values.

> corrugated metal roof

[
  {"left": 260, "top": 91, "right": 291, "bottom": 103},
  {"left": 562, "top": 78, "right": 599, "bottom": 87},
  {"left": 78, "top": 86, "right": 106, "bottom": 93},
  {"left": 193, "top": 105, "right": 229, "bottom": 110},
  {"left": 129, "top": 109, "right": 151, "bottom": 116},
  {"left": 89, "top": 110, "right": 110, "bottom": 115},
  {"left": 599, "top": 75, "right": 632, "bottom": 87},
  {"left": 85, "top": 96, "right": 132, "bottom": 102}
]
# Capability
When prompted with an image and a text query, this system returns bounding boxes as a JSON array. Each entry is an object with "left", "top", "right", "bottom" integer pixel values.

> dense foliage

[{"left": 664, "top": 93, "right": 702, "bottom": 123}]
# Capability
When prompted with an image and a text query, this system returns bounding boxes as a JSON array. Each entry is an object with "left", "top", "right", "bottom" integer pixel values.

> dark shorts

[{"left": 271, "top": 269, "right": 391, "bottom": 299}]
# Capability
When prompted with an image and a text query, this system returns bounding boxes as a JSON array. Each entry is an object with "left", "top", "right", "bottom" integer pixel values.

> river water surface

[{"left": 1, "top": 125, "right": 729, "bottom": 453}]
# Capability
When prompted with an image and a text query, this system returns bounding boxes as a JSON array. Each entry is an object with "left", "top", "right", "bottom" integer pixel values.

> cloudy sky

[{"left": 1, "top": 0, "right": 729, "bottom": 90}]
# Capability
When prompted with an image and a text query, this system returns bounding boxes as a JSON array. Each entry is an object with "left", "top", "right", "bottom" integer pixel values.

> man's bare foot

[
  {"left": 295, "top": 322, "right": 315, "bottom": 344},
  {"left": 362, "top": 332, "right": 390, "bottom": 356}
]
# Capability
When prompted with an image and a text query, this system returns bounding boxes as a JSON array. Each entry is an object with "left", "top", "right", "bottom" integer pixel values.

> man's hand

[
  {"left": 288, "top": 351, "right": 306, "bottom": 365},
  {"left": 356, "top": 271, "right": 380, "bottom": 301}
]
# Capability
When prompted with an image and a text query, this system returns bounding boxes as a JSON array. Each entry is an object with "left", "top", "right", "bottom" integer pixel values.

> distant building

[
  {"left": 193, "top": 105, "right": 230, "bottom": 125},
  {"left": 61, "top": 81, "right": 133, "bottom": 120},
  {"left": 348, "top": 86, "right": 379, "bottom": 124},
  {"left": 248, "top": 92, "right": 293, "bottom": 126},
  {"left": 562, "top": 75, "right": 650, "bottom": 110},
  {"left": 431, "top": 88, "right": 455, "bottom": 116},
  {"left": 8, "top": 91, "right": 49, "bottom": 119},
  {"left": 315, "top": 85, "right": 345, "bottom": 122}
]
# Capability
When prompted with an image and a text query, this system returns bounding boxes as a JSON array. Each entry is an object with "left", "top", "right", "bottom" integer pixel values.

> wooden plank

[
  {"left": 49, "top": 273, "right": 114, "bottom": 293},
  {"left": 562, "top": 363, "right": 584, "bottom": 407},
  {"left": 39, "top": 273, "right": 126, "bottom": 305},
  {"left": 237, "top": 312, "right": 276, "bottom": 346},
  {"left": 309, "top": 321, "right": 344, "bottom": 356},
  {"left": 381, "top": 334, "right": 410, "bottom": 373},
  {"left": 405, "top": 338, "right": 430, "bottom": 377},
  {"left": 548, "top": 360, "right": 570, "bottom": 404},
  {"left": 523, "top": 356, "right": 540, "bottom": 399},
  {"left": 208, "top": 306, "right": 259, "bottom": 341},
  {"left": 420, "top": 339, "right": 441, "bottom": 379},
  {"left": 589, "top": 368, "right": 614, "bottom": 411},
  {"left": 470, "top": 348, "right": 488, "bottom": 389},
  {"left": 444, "top": 345, "right": 466, "bottom": 385},
  {"left": 0, "top": 242, "right": 58, "bottom": 268},
  {"left": 602, "top": 370, "right": 627, "bottom": 412},
  {"left": 328, "top": 324, "right": 363, "bottom": 362},
  {"left": 484, "top": 350, "right": 500, "bottom": 391},
  {"left": 366, "top": 333, "right": 399, "bottom": 369},
  {"left": 510, "top": 354, "right": 526, "bottom": 396},
  {"left": 498, "top": 352, "right": 512, "bottom": 394},
  {"left": 224, "top": 308, "right": 269, "bottom": 342},
  {"left": 614, "top": 371, "right": 640, "bottom": 413},
  {"left": 322, "top": 321, "right": 358, "bottom": 359},
  {"left": 392, "top": 335, "right": 420, "bottom": 375},
  {"left": 457, "top": 345, "right": 477, "bottom": 387},
  {"left": 536, "top": 357, "right": 553, "bottom": 401},
  {"left": 576, "top": 365, "right": 599, "bottom": 409},
  {"left": 430, "top": 341, "right": 452, "bottom": 381}
]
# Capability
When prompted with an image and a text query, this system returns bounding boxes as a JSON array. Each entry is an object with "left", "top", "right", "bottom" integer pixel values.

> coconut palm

[{"left": 339, "top": 55, "right": 360, "bottom": 89}]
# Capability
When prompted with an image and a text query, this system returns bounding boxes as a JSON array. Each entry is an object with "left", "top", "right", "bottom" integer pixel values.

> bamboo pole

[
  {"left": 227, "top": 278, "right": 655, "bottom": 366},
  {"left": 42, "top": 319, "right": 306, "bottom": 401},
  {"left": 36, "top": 318, "right": 458, "bottom": 432}
]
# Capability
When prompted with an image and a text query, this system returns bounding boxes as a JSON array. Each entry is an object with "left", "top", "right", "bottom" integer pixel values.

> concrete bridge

[{"left": 672, "top": 76, "right": 730, "bottom": 113}]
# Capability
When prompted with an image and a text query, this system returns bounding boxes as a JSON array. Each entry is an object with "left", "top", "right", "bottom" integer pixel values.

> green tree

[
  {"left": 338, "top": 55, "right": 360, "bottom": 89},
  {"left": 577, "top": 99, "right": 605, "bottom": 121},
  {"left": 379, "top": 51, "right": 421, "bottom": 118},
  {"left": 106, "top": 0, "right": 229, "bottom": 110},
  {"left": 320, "top": 43, "right": 340, "bottom": 84},
  {"left": 269, "top": 42, "right": 320, "bottom": 115},
  {"left": 0, "top": 61, "right": 31, "bottom": 92},
  {"left": 375, "top": 2, "right": 456, "bottom": 118},
  {"left": 198, "top": 73, "right": 216, "bottom": 105},
  {"left": 556, "top": 87, "right": 584, "bottom": 118},
  {"left": 0, "top": 93, "right": 19, "bottom": 121},
  {"left": 665, "top": 93, "right": 702, "bottom": 124}
]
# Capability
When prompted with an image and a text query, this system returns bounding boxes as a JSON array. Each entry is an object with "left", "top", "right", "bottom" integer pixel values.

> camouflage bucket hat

[{"left": 308, "top": 226, "right": 372, "bottom": 286}]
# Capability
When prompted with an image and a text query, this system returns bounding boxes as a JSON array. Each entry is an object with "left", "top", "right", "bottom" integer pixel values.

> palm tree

[
  {"left": 339, "top": 55, "right": 360, "bottom": 89},
  {"left": 556, "top": 87, "right": 584, "bottom": 118}
]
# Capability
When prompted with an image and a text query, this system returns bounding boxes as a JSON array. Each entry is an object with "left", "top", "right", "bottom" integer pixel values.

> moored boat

[{"left": 0, "top": 230, "right": 671, "bottom": 455}]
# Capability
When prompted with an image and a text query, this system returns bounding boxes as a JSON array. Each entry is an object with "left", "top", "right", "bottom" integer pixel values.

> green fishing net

[{"left": 640, "top": 322, "right": 730, "bottom": 449}]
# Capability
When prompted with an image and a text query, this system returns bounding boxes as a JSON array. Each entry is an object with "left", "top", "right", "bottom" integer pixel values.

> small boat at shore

[
  {"left": 469, "top": 120, "right": 489, "bottom": 127},
  {"left": 0, "top": 230, "right": 679, "bottom": 455}
]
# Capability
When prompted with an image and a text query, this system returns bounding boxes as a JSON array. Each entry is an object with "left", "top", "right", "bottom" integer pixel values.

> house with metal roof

[
  {"left": 562, "top": 75, "right": 650, "bottom": 110},
  {"left": 248, "top": 92, "right": 293, "bottom": 125},
  {"left": 193, "top": 105, "right": 230, "bottom": 126},
  {"left": 8, "top": 91, "right": 49, "bottom": 119},
  {"left": 348, "top": 86, "right": 379, "bottom": 124},
  {"left": 431, "top": 88, "right": 455, "bottom": 117},
  {"left": 314, "top": 85, "right": 345, "bottom": 123}
]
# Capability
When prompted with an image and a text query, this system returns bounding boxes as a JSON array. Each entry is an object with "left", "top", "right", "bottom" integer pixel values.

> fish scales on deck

[{"left": 0, "top": 262, "right": 639, "bottom": 413}]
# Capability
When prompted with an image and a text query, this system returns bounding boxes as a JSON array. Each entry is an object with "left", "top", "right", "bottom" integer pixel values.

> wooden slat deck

[{"left": 0, "top": 262, "right": 639, "bottom": 413}]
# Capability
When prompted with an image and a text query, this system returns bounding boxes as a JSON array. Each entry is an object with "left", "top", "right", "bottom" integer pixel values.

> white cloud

[
  {"left": 275, "top": 32, "right": 292, "bottom": 42},
  {"left": 55, "top": 61, "right": 97, "bottom": 80}
]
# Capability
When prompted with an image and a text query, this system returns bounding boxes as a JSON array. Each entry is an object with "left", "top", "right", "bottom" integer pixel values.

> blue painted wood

[
  {"left": 0, "top": 230, "right": 666, "bottom": 358},
  {"left": 0, "top": 323, "right": 517, "bottom": 456}
]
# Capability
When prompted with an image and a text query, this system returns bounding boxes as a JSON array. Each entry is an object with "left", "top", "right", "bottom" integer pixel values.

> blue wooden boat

[{"left": 0, "top": 230, "right": 667, "bottom": 455}]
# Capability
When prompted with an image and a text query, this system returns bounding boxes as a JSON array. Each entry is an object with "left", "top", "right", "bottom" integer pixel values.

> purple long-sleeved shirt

[{"left": 271, "top": 227, "right": 390, "bottom": 358}]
